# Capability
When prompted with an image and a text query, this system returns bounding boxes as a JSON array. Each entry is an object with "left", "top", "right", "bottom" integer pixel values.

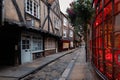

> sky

[{"left": 59, "top": 0, "right": 74, "bottom": 14}]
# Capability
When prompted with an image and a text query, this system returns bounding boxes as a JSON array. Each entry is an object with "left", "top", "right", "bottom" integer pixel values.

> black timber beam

[{"left": 11, "top": 0, "right": 25, "bottom": 23}]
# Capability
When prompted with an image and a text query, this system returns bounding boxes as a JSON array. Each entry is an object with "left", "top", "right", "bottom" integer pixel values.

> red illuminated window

[
  {"left": 114, "top": 0, "right": 120, "bottom": 14},
  {"left": 104, "top": 2, "right": 112, "bottom": 20},
  {"left": 105, "top": 0, "right": 110, "bottom": 5}
]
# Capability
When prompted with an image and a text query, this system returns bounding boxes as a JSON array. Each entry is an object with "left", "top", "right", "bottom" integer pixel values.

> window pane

[
  {"left": 27, "top": 0, "right": 30, "bottom": 11},
  {"left": 104, "top": 2, "right": 112, "bottom": 20},
  {"left": 34, "top": 3, "right": 36, "bottom": 16},
  {"left": 32, "top": 36, "right": 43, "bottom": 51},
  {"left": 22, "top": 45, "right": 26, "bottom": 49},
  {"left": 25, "top": 0, "right": 39, "bottom": 18},
  {"left": 22, "top": 40, "right": 26, "bottom": 44},
  {"left": 26, "top": 45, "right": 30, "bottom": 49},
  {"left": 26, "top": 40, "right": 29, "bottom": 44}
]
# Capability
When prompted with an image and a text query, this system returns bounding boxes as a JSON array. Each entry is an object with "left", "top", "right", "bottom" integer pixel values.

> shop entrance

[{"left": 21, "top": 36, "right": 31, "bottom": 64}]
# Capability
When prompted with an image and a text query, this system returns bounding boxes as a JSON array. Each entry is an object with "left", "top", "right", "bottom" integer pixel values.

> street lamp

[{"left": 47, "top": 0, "right": 55, "bottom": 32}]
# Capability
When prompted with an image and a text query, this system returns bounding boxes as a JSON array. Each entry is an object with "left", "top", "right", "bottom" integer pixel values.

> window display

[{"left": 92, "top": 0, "right": 120, "bottom": 79}]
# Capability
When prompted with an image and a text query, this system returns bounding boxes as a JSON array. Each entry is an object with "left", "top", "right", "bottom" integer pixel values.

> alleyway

[
  {"left": 0, "top": 47, "right": 102, "bottom": 80},
  {"left": 21, "top": 47, "right": 102, "bottom": 80}
]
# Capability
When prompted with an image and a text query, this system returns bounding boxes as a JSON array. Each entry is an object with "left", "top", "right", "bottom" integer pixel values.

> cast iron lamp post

[{"left": 47, "top": 0, "right": 55, "bottom": 32}]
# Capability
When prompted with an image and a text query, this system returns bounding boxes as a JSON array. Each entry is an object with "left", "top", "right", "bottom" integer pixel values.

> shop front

[
  {"left": 60, "top": 39, "right": 70, "bottom": 51},
  {"left": 92, "top": 0, "right": 120, "bottom": 79},
  {"left": 44, "top": 37, "right": 57, "bottom": 56},
  {"left": 21, "top": 32, "right": 43, "bottom": 64}
]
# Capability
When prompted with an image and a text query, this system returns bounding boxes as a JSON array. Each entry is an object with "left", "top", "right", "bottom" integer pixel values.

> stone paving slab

[
  {"left": 59, "top": 51, "right": 79, "bottom": 80},
  {"left": 68, "top": 47, "right": 101, "bottom": 80}
]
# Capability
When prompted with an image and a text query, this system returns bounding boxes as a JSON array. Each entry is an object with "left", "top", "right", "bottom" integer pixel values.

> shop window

[
  {"left": 95, "top": 12, "right": 102, "bottom": 27},
  {"left": 45, "top": 38, "right": 55, "bottom": 49},
  {"left": 32, "top": 36, "right": 43, "bottom": 51},
  {"left": 104, "top": 2, "right": 112, "bottom": 20},
  {"left": 104, "top": 18, "right": 112, "bottom": 48},
  {"left": 103, "top": 2, "right": 112, "bottom": 21},
  {"left": 105, "top": 49, "right": 112, "bottom": 62}
]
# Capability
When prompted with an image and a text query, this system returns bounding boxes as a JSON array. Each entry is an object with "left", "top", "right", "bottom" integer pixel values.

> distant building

[
  {"left": 59, "top": 12, "right": 74, "bottom": 51},
  {"left": 41, "top": 0, "right": 62, "bottom": 56},
  {"left": 69, "top": 23, "right": 74, "bottom": 49}
]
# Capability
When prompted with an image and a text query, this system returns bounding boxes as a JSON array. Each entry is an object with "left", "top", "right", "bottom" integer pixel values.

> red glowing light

[
  {"left": 105, "top": 49, "right": 112, "bottom": 61},
  {"left": 96, "top": 22, "right": 98, "bottom": 26},
  {"left": 106, "top": 53, "right": 112, "bottom": 60}
]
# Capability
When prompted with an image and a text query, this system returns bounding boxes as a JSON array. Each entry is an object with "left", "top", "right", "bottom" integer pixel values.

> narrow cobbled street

[
  {"left": 22, "top": 50, "right": 78, "bottom": 80},
  {"left": 21, "top": 47, "right": 102, "bottom": 80}
]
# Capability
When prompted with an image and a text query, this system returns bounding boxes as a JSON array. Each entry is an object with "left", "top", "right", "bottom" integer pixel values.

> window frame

[
  {"left": 32, "top": 36, "right": 43, "bottom": 52},
  {"left": 63, "top": 29, "right": 67, "bottom": 37},
  {"left": 25, "top": 0, "right": 40, "bottom": 19}
]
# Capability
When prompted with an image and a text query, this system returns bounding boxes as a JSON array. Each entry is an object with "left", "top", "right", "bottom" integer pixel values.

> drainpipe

[
  {"left": 0, "top": 0, "right": 4, "bottom": 26},
  {"left": 47, "top": 4, "right": 51, "bottom": 32}
]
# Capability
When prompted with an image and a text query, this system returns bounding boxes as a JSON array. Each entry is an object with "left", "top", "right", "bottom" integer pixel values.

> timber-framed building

[{"left": 0, "top": 0, "right": 62, "bottom": 66}]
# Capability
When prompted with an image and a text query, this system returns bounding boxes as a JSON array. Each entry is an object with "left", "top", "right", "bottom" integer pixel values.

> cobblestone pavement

[
  {"left": 22, "top": 50, "right": 79, "bottom": 80},
  {"left": 21, "top": 48, "right": 102, "bottom": 80}
]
